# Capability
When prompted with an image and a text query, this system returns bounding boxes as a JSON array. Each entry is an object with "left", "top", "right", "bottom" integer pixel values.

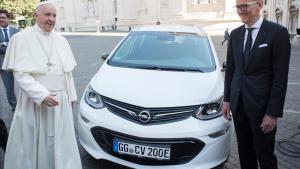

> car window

[{"left": 108, "top": 31, "right": 216, "bottom": 72}]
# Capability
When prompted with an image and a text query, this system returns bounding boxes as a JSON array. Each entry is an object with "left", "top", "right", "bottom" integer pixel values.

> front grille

[
  {"left": 91, "top": 127, "right": 205, "bottom": 165},
  {"left": 101, "top": 96, "right": 199, "bottom": 125}
]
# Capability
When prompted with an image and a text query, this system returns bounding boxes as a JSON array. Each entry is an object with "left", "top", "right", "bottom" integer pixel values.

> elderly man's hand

[
  {"left": 260, "top": 114, "right": 277, "bottom": 134},
  {"left": 43, "top": 93, "right": 59, "bottom": 107},
  {"left": 222, "top": 102, "right": 232, "bottom": 120}
]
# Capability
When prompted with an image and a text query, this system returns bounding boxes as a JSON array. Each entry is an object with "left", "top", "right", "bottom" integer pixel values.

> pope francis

[{"left": 2, "top": 2, "right": 82, "bottom": 169}]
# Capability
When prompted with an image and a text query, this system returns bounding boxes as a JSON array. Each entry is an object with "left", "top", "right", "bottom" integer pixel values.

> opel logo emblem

[{"left": 138, "top": 110, "right": 151, "bottom": 123}]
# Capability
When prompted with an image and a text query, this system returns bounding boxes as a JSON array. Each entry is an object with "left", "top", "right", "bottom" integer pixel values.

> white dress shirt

[
  {"left": 0, "top": 26, "right": 10, "bottom": 39},
  {"left": 243, "top": 16, "right": 264, "bottom": 50},
  {"left": 0, "top": 26, "right": 10, "bottom": 46}
]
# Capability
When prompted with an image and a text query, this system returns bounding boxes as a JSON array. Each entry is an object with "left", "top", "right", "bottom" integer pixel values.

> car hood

[{"left": 90, "top": 64, "right": 224, "bottom": 107}]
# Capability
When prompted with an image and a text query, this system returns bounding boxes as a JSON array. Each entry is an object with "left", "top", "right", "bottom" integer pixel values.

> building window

[
  {"left": 194, "top": 0, "right": 216, "bottom": 4},
  {"left": 86, "top": 0, "right": 95, "bottom": 16}
]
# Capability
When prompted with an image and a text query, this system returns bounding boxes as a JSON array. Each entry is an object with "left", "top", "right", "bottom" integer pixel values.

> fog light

[
  {"left": 80, "top": 113, "right": 90, "bottom": 123},
  {"left": 208, "top": 125, "right": 230, "bottom": 138}
]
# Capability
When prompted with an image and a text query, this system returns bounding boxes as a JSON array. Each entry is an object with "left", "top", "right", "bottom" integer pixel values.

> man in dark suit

[
  {"left": 0, "top": 9, "right": 19, "bottom": 111},
  {"left": 222, "top": 0, "right": 291, "bottom": 169},
  {"left": 221, "top": 28, "right": 230, "bottom": 46}
]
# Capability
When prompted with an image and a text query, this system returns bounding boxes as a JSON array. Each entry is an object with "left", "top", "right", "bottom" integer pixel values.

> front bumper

[{"left": 78, "top": 99, "right": 233, "bottom": 169}]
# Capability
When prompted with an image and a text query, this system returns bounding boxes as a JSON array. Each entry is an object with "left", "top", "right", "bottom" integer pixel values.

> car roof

[{"left": 132, "top": 25, "right": 206, "bottom": 34}]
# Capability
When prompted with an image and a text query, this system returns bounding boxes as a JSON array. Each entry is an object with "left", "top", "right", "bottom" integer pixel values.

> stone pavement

[{"left": 0, "top": 34, "right": 299, "bottom": 169}]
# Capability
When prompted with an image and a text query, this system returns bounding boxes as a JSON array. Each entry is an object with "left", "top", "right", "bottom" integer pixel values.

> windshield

[{"left": 108, "top": 31, "right": 216, "bottom": 72}]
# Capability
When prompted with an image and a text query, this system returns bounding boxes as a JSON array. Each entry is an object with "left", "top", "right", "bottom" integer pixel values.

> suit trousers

[
  {"left": 233, "top": 98, "right": 278, "bottom": 169},
  {"left": 0, "top": 70, "right": 16, "bottom": 110}
]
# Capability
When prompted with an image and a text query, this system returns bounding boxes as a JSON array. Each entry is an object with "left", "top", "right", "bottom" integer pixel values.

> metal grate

[{"left": 101, "top": 96, "right": 199, "bottom": 125}]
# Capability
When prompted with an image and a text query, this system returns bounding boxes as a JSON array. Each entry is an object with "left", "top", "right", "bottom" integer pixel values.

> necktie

[
  {"left": 3, "top": 28, "right": 9, "bottom": 42},
  {"left": 243, "top": 28, "right": 254, "bottom": 66}
]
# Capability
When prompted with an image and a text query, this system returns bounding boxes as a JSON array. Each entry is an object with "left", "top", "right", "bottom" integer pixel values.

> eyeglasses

[{"left": 233, "top": 1, "right": 260, "bottom": 11}]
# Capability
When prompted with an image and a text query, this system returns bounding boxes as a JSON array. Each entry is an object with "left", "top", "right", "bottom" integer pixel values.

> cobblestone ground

[{"left": 0, "top": 35, "right": 299, "bottom": 169}]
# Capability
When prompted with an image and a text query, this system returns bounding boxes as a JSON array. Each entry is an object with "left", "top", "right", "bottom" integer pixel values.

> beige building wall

[
  {"left": 52, "top": 0, "right": 76, "bottom": 32},
  {"left": 264, "top": 0, "right": 300, "bottom": 34},
  {"left": 50, "top": 0, "right": 240, "bottom": 32}
]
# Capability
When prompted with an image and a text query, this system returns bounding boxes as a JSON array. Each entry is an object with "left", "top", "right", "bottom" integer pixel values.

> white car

[{"left": 78, "top": 25, "right": 233, "bottom": 169}]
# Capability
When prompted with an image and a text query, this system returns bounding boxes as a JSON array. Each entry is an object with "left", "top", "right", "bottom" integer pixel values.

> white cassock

[{"left": 2, "top": 24, "right": 82, "bottom": 169}]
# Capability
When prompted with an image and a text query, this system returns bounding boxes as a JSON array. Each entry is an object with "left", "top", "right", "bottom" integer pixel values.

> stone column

[{"left": 268, "top": 0, "right": 277, "bottom": 21}]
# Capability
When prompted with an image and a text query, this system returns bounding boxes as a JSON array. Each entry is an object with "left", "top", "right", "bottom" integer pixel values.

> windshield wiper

[
  {"left": 127, "top": 65, "right": 204, "bottom": 72},
  {"left": 155, "top": 67, "right": 204, "bottom": 72}
]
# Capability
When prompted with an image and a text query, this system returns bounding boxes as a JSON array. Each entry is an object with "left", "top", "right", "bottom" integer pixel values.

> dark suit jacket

[
  {"left": 224, "top": 19, "right": 291, "bottom": 123},
  {"left": 0, "top": 26, "right": 20, "bottom": 69}
]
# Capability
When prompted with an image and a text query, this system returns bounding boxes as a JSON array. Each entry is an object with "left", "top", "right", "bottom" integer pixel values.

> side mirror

[
  {"left": 221, "top": 60, "right": 226, "bottom": 72},
  {"left": 101, "top": 53, "right": 110, "bottom": 60}
]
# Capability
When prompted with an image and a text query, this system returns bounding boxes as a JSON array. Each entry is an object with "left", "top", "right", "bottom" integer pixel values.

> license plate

[{"left": 113, "top": 139, "right": 171, "bottom": 160}]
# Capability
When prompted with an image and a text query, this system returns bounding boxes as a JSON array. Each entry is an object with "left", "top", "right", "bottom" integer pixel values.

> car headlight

[
  {"left": 84, "top": 85, "right": 104, "bottom": 109},
  {"left": 193, "top": 97, "right": 223, "bottom": 120}
]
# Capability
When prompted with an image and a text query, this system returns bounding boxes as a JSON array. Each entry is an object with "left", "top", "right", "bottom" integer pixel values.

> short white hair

[{"left": 35, "top": 1, "right": 56, "bottom": 14}]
